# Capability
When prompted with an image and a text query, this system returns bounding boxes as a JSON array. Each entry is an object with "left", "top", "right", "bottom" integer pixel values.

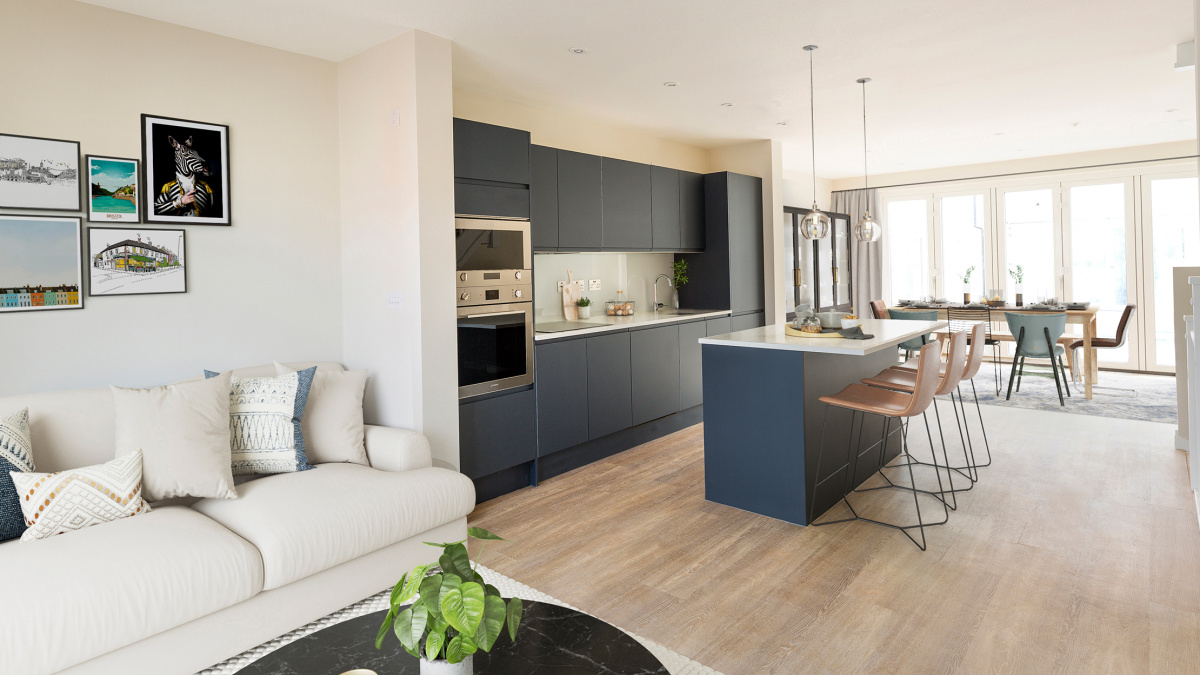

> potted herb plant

[
  {"left": 376, "top": 527, "right": 523, "bottom": 674},
  {"left": 672, "top": 259, "right": 689, "bottom": 309},
  {"left": 1009, "top": 265, "right": 1024, "bottom": 306},
  {"left": 576, "top": 296, "right": 592, "bottom": 319},
  {"left": 957, "top": 266, "right": 975, "bottom": 304}
]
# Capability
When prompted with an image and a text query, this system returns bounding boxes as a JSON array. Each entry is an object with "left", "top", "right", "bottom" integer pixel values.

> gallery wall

[{"left": 0, "top": 0, "right": 344, "bottom": 395}]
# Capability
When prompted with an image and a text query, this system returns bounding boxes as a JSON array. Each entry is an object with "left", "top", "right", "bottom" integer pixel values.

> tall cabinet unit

[{"left": 676, "top": 172, "right": 765, "bottom": 329}]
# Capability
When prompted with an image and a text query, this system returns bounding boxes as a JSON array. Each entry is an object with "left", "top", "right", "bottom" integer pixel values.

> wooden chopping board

[{"left": 562, "top": 269, "right": 581, "bottom": 320}]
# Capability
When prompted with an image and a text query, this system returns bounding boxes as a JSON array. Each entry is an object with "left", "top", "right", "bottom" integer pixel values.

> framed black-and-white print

[
  {"left": 87, "top": 226, "right": 186, "bottom": 296},
  {"left": 141, "top": 114, "right": 230, "bottom": 226},
  {"left": 86, "top": 155, "right": 140, "bottom": 223},
  {"left": 0, "top": 133, "right": 82, "bottom": 211},
  {"left": 0, "top": 215, "right": 84, "bottom": 313}
]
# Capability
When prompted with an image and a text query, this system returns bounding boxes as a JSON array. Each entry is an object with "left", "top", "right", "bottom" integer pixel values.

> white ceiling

[{"left": 80, "top": 0, "right": 1197, "bottom": 178}]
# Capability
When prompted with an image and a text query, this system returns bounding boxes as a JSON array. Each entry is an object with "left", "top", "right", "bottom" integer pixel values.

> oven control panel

[
  {"left": 456, "top": 283, "right": 532, "bottom": 307},
  {"left": 457, "top": 269, "right": 530, "bottom": 288}
]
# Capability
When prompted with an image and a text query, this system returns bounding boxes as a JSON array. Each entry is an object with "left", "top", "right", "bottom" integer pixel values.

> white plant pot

[
  {"left": 420, "top": 655, "right": 472, "bottom": 675},
  {"left": 577, "top": 305, "right": 591, "bottom": 319}
]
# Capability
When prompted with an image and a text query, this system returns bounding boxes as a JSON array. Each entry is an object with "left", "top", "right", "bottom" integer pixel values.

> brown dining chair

[
  {"left": 946, "top": 306, "right": 1002, "bottom": 395},
  {"left": 810, "top": 341, "right": 949, "bottom": 550},
  {"left": 869, "top": 299, "right": 888, "bottom": 320},
  {"left": 1067, "top": 305, "right": 1136, "bottom": 384}
]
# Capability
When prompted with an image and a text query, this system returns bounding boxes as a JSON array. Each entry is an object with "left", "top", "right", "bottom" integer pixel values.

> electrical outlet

[
  {"left": 557, "top": 281, "right": 566, "bottom": 292},
  {"left": 575, "top": 280, "right": 586, "bottom": 292},
  {"left": 589, "top": 279, "right": 601, "bottom": 291}
]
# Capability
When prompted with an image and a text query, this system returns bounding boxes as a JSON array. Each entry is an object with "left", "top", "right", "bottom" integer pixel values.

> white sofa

[{"left": 0, "top": 362, "right": 476, "bottom": 675}]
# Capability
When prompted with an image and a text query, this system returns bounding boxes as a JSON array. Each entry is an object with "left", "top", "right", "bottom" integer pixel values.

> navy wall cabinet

[
  {"left": 679, "top": 170, "right": 706, "bottom": 251},
  {"left": 454, "top": 183, "right": 530, "bottom": 220},
  {"left": 651, "top": 166, "right": 681, "bottom": 251},
  {"left": 530, "top": 145, "right": 559, "bottom": 250},
  {"left": 630, "top": 325, "right": 681, "bottom": 425},
  {"left": 535, "top": 339, "right": 590, "bottom": 455},
  {"left": 602, "top": 158, "right": 653, "bottom": 250},
  {"left": 459, "top": 388, "right": 537, "bottom": 480},
  {"left": 676, "top": 172, "right": 764, "bottom": 314},
  {"left": 586, "top": 332, "right": 633, "bottom": 439},
  {"left": 453, "top": 118, "right": 530, "bottom": 184},
  {"left": 557, "top": 150, "right": 604, "bottom": 250},
  {"left": 678, "top": 321, "right": 707, "bottom": 410}
]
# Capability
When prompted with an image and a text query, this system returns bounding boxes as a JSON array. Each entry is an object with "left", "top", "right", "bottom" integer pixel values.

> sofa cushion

[
  {"left": 0, "top": 407, "right": 34, "bottom": 542},
  {"left": 190, "top": 463, "right": 475, "bottom": 590},
  {"left": 275, "top": 362, "right": 368, "bottom": 466},
  {"left": 205, "top": 368, "right": 318, "bottom": 475},
  {"left": 12, "top": 449, "right": 151, "bottom": 541},
  {"left": 0, "top": 505, "right": 264, "bottom": 675}
]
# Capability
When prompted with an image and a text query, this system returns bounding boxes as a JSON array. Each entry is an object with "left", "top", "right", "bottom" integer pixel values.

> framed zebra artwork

[
  {"left": 140, "top": 114, "right": 230, "bottom": 226},
  {"left": 0, "top": 215, "right": 84, "bottom": 313},
  {"left": 0, "top": 133, "right": 83, "bottom": 212},
  {"left": 87, "top": 226, "right": 186, "bottom": 297}
]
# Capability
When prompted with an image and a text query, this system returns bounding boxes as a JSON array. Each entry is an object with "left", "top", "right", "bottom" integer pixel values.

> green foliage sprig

[
  {"left": 375, "top": 527, "right": 522, "bottom": 663},
  {"left": 1008, "top": 265, "right": 1024, "bottom": 283},
  {"left": 672, "top": 259, "right": 689, "bottom": 288},
  {"left": 576, "top": 297, "right": 591, "bottom": 307},
  {"left": 957, "top": 265, "right": 975, "bottom": 284}
]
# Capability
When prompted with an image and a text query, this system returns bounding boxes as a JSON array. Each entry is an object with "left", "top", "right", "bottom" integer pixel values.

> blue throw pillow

[
  {"left": 0, "top": 408, "right": 35, "bottom": 542},
  {"left": 204, "top": 367, "right": 317, "bottom": 475}
]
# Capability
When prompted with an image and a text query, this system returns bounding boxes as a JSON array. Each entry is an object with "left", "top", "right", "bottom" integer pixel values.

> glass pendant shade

[
  {"left": 854, "top": 210, "right": 881, "bottom": 242},
  {"left": 800, "top": 204, "right": 831, "bottom": 240}
]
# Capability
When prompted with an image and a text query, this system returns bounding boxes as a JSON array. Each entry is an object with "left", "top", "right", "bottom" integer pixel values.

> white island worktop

[{"left": 700, "top": 318, "right": 947, "bottom": 356}]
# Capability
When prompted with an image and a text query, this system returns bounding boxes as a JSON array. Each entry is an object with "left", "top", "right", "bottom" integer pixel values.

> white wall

[
  {"left": 0, "top": 0, "right": 342, "bottom": 395},
  {"left": 339, "top": 31, "right": 459, "bottom": 468}
]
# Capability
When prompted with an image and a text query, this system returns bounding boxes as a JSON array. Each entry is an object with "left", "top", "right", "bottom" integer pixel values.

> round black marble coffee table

[{"left": 234, "top": 601, "right": 669, "bottom": 674}]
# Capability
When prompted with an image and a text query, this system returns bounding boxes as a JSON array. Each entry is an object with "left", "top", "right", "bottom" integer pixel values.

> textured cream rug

[{"left": 199, "top": 564, "right": 722, "bottom": 675}]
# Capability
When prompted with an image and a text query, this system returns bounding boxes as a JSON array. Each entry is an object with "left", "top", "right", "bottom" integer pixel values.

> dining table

[{"left": 887, "top": 303, "right": 1103, "bottom": 399}]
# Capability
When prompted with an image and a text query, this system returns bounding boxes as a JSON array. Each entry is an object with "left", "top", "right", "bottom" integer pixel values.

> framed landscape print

[
  {"left": 0, "top": 215, "right": 84, "bottom": 313},
  {"left": 86, "top": 156, "right": 140, "bottom": 223},
  {"left": 141, "top": 114, "right": 230, "bottom": 226},
  {"left": 0, "top": 133, "right": 82, "bottom": 211},
  {"left": 87, "top": 227, "right": 186, "bottom": 296}
]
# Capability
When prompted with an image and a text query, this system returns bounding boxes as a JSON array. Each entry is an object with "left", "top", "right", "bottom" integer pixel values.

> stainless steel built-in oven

[{"left": 456, "top": 218, "right": 534, "bottom": 399}]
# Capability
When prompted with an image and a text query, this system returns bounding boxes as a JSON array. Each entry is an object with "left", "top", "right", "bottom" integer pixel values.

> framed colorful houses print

[
  {"left": 141, "top": 114, "right": 230, "bottom": 226},
  {"left": 87, "top": 227, "right": 186, "bottom": 297},
  {"left": 86, "top": 156, "right": 140, "bottom": 223},
  {"left": 0, "top": 133, "right": 82, "bottom": 212},
  {"left": 0, "top": 215, "right": 84, "bottom": 313}
]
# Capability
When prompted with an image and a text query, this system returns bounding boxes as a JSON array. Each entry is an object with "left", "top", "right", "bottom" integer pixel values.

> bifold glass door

[
  {"left": 1141, "top": 174, "right": 1200, "bottom": 371},
  {"left": 884, "top": 198, "right": 931, "bottom": 302}
]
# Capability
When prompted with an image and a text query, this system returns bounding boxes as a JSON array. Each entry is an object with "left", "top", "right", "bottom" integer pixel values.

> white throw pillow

[
  {"left": 275, "top": 362, "right": 368, "bottom": 465},
  {"left": 112, "top": 373, "right": 238, "bottom": 501},
  {"left": 11, "top": 449, "right": 151, "bottom": 541}
]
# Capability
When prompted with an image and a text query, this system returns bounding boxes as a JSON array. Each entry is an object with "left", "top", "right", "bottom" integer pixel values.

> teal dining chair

[
  {"left": 1004, "top": 312, "right": 1070, "bottom": 406},
  {"left": 888, "top": 309, "right": 939, "bottom": 360}
]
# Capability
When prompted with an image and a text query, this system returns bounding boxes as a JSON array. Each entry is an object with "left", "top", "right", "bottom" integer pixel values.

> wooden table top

[{"left": 889, "top": 303, "right": 1099, "bottom": 316}]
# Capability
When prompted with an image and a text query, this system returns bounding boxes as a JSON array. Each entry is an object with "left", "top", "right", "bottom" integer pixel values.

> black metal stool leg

[{"left": 970, "top": 379, "right": 993, "bottom": 468}]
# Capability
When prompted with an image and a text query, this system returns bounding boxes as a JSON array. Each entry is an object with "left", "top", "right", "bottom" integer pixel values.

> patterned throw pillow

[
  {"left": 10, "top": 450, "right": 150, "bottom": 542},
  {"left": 205, "top": 368, "right": 317, "bottom": 475},
  {"left": 0, "top": 408, "right": 35, "bottom": 542}
]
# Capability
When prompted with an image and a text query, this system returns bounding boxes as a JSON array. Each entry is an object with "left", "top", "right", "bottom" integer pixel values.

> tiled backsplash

[{"left": 533, "top": 252, "right": 675, "bottom": 319}]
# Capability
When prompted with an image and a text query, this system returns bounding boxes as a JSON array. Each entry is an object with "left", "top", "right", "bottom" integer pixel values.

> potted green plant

[
  {"left": 957, "top": 265, "right": 975, "bottom": 304},
  {"left": 576, "top": 296, "right": 592, "bottom": 319},
  {"left": 671, "top": 259, "right": 689, "bottom": 309},
  {"left": 375, "top": 527, "right": 522, "bottom": 674},
  {"left": 1008, "top": 265, "right": 1024, "bottom": 306}
]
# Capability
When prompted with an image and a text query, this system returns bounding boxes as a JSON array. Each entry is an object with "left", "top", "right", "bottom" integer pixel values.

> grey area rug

[
  {"left": 965, "top": 366, "right": 1177, "bottom": 423},
  {"left": 199, "top": 564, "right": 722, "bottom": 675}
]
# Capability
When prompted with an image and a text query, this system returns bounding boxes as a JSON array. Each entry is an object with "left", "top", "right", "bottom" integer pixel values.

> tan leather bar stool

[
  {"left": 861, "top": 330, "right": 973, "bottom": 504},
  {"left": 809, "top": 341, "right": 948, "bottom": 550},
  {"left": 895, "top": 321, "right": 992, "bottom": 473}
]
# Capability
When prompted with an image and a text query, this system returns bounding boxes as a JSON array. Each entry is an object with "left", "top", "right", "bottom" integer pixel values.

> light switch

[
  {"left": 387, "top": 292, "right": 404, "bottom": 309},
  {"left": 589, "top": 279, "right": 601, "bottom": 291}
]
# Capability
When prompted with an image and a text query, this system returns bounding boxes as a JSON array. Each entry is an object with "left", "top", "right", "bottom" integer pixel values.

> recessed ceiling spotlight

[
  {"left": 777, "top": 121, "right": 788, "bottom": 126},
  {"left": 1167, "top": 108, "right": 1180, "bottom": 112},
  {"left": 721, "top": 102, "right": 734, "bottom": 107},
  {"left": 569, "top": 47, "right": 587, "bottom": 54},
  {"left": 994, "top": 132, "right": 1005, "bottom": 136},
  {"left": 663, "top": 81, "right": 678, "bottom": 87}
]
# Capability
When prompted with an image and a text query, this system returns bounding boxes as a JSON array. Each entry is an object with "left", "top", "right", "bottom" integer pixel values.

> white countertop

[
  {"left": 699, "top": 318, "right": 948, "bottom": 356},
  {"left": 534, "top": 309, "right": 732, "bottom": 341}
]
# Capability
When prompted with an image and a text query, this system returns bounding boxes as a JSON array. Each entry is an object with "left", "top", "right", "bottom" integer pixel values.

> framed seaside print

[
  {"left": 87, "top": 227, "right": 186, "bottom": 296},
  {"left": 86, "top": 156, "right": 140, "bottom": 223},
  {"left": 0, "top": 215, "right": 84, "bottom": 313},
  {"left": 141, "top": 114, "right": 230, "bottom": 226},
  {"left": 0, "top": 133, "right": 82, "bottom": 211}
]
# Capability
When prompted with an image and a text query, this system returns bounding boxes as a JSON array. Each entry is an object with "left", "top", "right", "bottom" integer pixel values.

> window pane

[
  {"left": 941, "top": 194, "right": 986, "bottom": 302},
  {"left": 1151, "top": 177, "right": 1200, "bottom": 367},
  {"left": 887, "top": 199, "right": 929, "bottom": 303},
  {"left": 1068, "top": 183, "right": 1128, "bottom": 363},
  {"left": 1004, "top": 189, "right": 1056, "bottom": 302}
]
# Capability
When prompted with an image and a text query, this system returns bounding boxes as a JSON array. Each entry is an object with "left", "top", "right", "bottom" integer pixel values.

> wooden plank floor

[{"left": 469, "top": 405, "right": 1200, "bottom": 675}]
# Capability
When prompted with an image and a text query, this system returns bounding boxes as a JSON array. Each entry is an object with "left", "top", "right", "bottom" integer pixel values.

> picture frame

[
  {"left": 0, "top": 133, "right": 82, "bottom": 212},
  {"left": 0, "top": 215, "right": 84, "bottom": 313},
  {"left": 87, "top": 226, "right": 186, "bottom": 297},
  {"left": 141, "top": 114, "right": 230, "bottom": 226},
  {"left": 86, "top": 155, "right": 140, "bottom": 223}
]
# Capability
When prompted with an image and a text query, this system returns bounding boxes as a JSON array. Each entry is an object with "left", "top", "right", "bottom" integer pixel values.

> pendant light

[
  {"left": 853, "top": 77, "right": 882, "bottom": 243},
  {"left": 799, "top": 45, "right": 830, "bottom": 240}
]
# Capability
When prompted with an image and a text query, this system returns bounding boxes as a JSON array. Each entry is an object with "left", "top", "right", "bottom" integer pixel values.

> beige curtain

[{"left": 831, "top": 189, "right": 883, "bottom": 316}]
